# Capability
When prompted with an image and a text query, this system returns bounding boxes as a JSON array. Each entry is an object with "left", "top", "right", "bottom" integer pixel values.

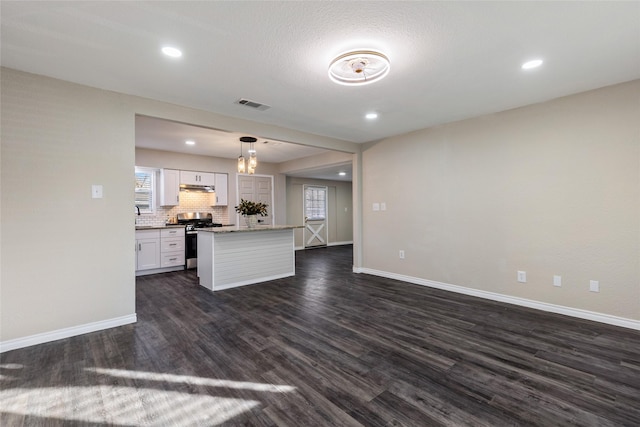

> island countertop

[{"left": 196, "top": 225, "right": 303, "bottom": 233}]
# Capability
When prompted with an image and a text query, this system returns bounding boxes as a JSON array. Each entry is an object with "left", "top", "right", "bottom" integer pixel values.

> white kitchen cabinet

[
  {"left": 136, "top": 227, "right": 185, "bottom": 274},
  {"left": 159, "top": 169, "right": 180, "bottom": 206},
  {"left": 210, "top": 173, "right": 228, "bottom": 206},
  {"left": 136, "top": 230, "right": 161, "bottom": 271},
  {"left": 160, "top": 228, "right": 185, "bottom": 268},
  {"left": 180, "top": 170, "right": 215, "bottom": 186}
]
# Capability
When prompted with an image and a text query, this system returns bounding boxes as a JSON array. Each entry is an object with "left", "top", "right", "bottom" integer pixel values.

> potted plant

[{"left": 235, "top": 198, "right": 268, "bottom": 228}]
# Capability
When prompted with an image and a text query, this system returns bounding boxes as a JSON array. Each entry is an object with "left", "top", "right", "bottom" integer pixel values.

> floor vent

[{"left": 236, "top": 98, "right": 271, "bottom": 111}]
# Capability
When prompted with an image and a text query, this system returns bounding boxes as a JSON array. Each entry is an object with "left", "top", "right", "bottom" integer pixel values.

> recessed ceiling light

[
  {"left": 338, "top": 172, "right": 347, "bottom": 176},
  {"left": 185, "top": 140, "right": 195, "bottom": 145},
  {"left": 365, "top": 112, "right": 378, "bottom": 120},
  {"left": 522, "top": 59, "right": 543, "bottom": 70},
  {"left": 162, "top": 46, "right": 182, "bottom": 58}
]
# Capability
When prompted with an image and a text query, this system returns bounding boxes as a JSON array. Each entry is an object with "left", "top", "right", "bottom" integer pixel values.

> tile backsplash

[{"left": 136, "top": 192, "right": 231, "bottom": 226}]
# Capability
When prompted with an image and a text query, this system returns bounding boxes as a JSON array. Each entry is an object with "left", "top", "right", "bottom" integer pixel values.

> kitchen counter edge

[
  {"left": 196, "top": 225, "right": 303, "bottom": 234},
  {"left": 135, "top": 225, "right": 185, "bottom": 230}
]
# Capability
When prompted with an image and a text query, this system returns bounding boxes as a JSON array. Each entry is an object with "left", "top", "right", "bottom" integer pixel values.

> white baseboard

[
  {"left": 0, "top": 314, "right": 137, "bottom": 353},
  {"left": 357, "top": 268, "right": 640, "bottom": 331}
]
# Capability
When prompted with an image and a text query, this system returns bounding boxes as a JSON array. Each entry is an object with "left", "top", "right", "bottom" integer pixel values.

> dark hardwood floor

[{"left": 2, "top": 244, "right": 639, "bottom": 426}]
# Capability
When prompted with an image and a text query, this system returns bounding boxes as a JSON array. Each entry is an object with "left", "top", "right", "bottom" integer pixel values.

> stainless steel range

[{"left": 177, "top": 212, "right": 222, "bottom": 269}]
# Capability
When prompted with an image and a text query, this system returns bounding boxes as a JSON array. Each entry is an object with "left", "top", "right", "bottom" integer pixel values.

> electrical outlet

[
  {"left": 399, "top": 250, "right": 405, "bottom": 259},
  {"left": 91, "top": 184, "right": 103, "bottom": 199},
  {"left": 589, "top": 280, "right": 599, "bottom": 292},
  {"left": 517, "top": 271, "right": 527, "bottom": 283},
  {"left": 553, "top": 275, "right": 562, "bottom": 287},
  {"left": 381, "top": 202, "right": 386, "bottom": 211}
]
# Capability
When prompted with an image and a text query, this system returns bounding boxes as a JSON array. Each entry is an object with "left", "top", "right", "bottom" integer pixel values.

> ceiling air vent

[{"left": 235, "top": 98, "right": 271, "bottom": 111}]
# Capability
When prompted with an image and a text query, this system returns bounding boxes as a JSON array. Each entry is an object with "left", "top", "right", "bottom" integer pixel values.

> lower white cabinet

[
  {"left": 136, "top": 228, "right": 185, "bottom": 273},
  {"left": 136, "top": 230, "right": 160, "bottom": 271},
  {"left": 160, "top": 228, "right": 185, "bottom": 267}
]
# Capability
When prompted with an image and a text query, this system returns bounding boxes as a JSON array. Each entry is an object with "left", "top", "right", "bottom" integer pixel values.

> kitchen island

[{"left": 197, "top": 225, "right": 302, "bottom": 291}]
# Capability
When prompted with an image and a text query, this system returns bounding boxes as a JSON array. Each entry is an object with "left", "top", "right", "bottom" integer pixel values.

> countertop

[
  {"left": 135, "top": 225, "right": 185, "bottom": 230},
  {"left": 196, "top": 225, "right": 303, "bottom": 234}
]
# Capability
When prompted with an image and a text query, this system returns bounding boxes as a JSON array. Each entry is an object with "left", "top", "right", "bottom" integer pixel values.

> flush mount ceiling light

[
  {"left": 185, "top": 140, "right": 195, "bottom": 145},
  {"left": 522, "top": 59, "right": 543, "bottom": 70},
  {"left": 329, "top": 50, "right": 390, "bottom": 86},
  {"left": 365, "top": 112, "right": 378, "bottom": 119},
  {"left": 161, "top": 46, "right": 182, "bottom": 58},
  {"left": 238, "top": 136, "right": 258, "bottom": 174}
]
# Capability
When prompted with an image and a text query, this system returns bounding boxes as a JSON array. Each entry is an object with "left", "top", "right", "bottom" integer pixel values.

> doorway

[{"left": 303, "top": 185, "right": 328, "bottom": 248}]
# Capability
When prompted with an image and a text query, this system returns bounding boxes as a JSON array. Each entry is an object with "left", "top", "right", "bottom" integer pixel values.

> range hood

[{"left": 179, "top": 184, "right": 215, "bottom": 193}]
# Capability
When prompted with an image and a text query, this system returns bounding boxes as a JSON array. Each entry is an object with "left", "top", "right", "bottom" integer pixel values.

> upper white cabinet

[
  {"left": 159, "top": 169, "right": 179, "bottom": 206},
  {"left": 213, "top": 173, "right": 228, "bottom": 206},
  {"left": 180, "top": 170, "right": 215, "bottom": 186}
]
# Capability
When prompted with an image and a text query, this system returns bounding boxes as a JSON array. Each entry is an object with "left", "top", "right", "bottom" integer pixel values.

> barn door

[{"left": 303, "top": 185, "right": 328, "bottom": 248}]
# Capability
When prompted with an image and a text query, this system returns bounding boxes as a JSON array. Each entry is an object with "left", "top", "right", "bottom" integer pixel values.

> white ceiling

[{"left": 2, "top": 1, "right": 639, "bottom": 175}]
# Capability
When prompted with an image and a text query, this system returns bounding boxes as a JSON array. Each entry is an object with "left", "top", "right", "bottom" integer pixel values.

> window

[
  {"left": 135, "top": 167, "right": 156, "bottom": 213},
  {"left": 304, "top": 186, "right": 326, "bottom": 220}
]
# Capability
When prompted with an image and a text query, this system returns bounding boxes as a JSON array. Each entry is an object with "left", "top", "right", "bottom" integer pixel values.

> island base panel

[{"left": 198, "top": 229, "right": 295, "bottom": 291}]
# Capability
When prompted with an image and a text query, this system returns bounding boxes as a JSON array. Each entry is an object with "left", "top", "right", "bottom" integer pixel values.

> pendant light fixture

[{"left": 238, "top": 136, "right": 258, "bottom": 174}]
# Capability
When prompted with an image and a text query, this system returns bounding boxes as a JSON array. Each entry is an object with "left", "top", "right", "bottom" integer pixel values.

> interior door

[
  {"left": 303, "top": 185, "right": 328, "bottom": 248},
  {"left": 237, "top": 175, "right": 273, "bottom": 226},
  {"left": 255, "top": 177, "right": 272, "bottom": 225}
]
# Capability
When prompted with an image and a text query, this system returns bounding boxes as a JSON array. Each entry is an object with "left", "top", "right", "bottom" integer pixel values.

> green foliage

[{"left": 234, "top": 198, "right": 268, "bottom": 216}]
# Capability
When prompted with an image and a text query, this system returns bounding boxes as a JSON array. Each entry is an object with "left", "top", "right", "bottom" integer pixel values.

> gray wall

[
  {"left": 286, "top": 177, "right": 353, "bottom": 248},
  {"left": 361, "top": 80, "right": 640, "bottom": 321},
  {"left": 1, "top": 68, "right": 136, "bottom": 342}
]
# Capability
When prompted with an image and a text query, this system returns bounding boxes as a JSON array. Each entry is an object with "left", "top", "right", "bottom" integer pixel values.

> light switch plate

[
  {"left": 589, "top": 280, "right": 599, "bottom": 292},
  {"left": 373, "top": 203, "right": 380, "bottom": 211},
  {"left": 517, "top": 271, "right": 526, "bottom": 283},
  {"left": 380, "top": 202, "right": 386, "bottom": 211},
  {"left": 553, "top": 275, "right": 562, "bottom": 287}
]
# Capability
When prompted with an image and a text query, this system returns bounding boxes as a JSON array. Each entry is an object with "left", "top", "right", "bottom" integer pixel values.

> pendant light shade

[
  {"left": 249, "top": 151, "right": 257, "bottom": 169},
  {"left": 237, "top": 155, "right": 246, "bottom": 173}
]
